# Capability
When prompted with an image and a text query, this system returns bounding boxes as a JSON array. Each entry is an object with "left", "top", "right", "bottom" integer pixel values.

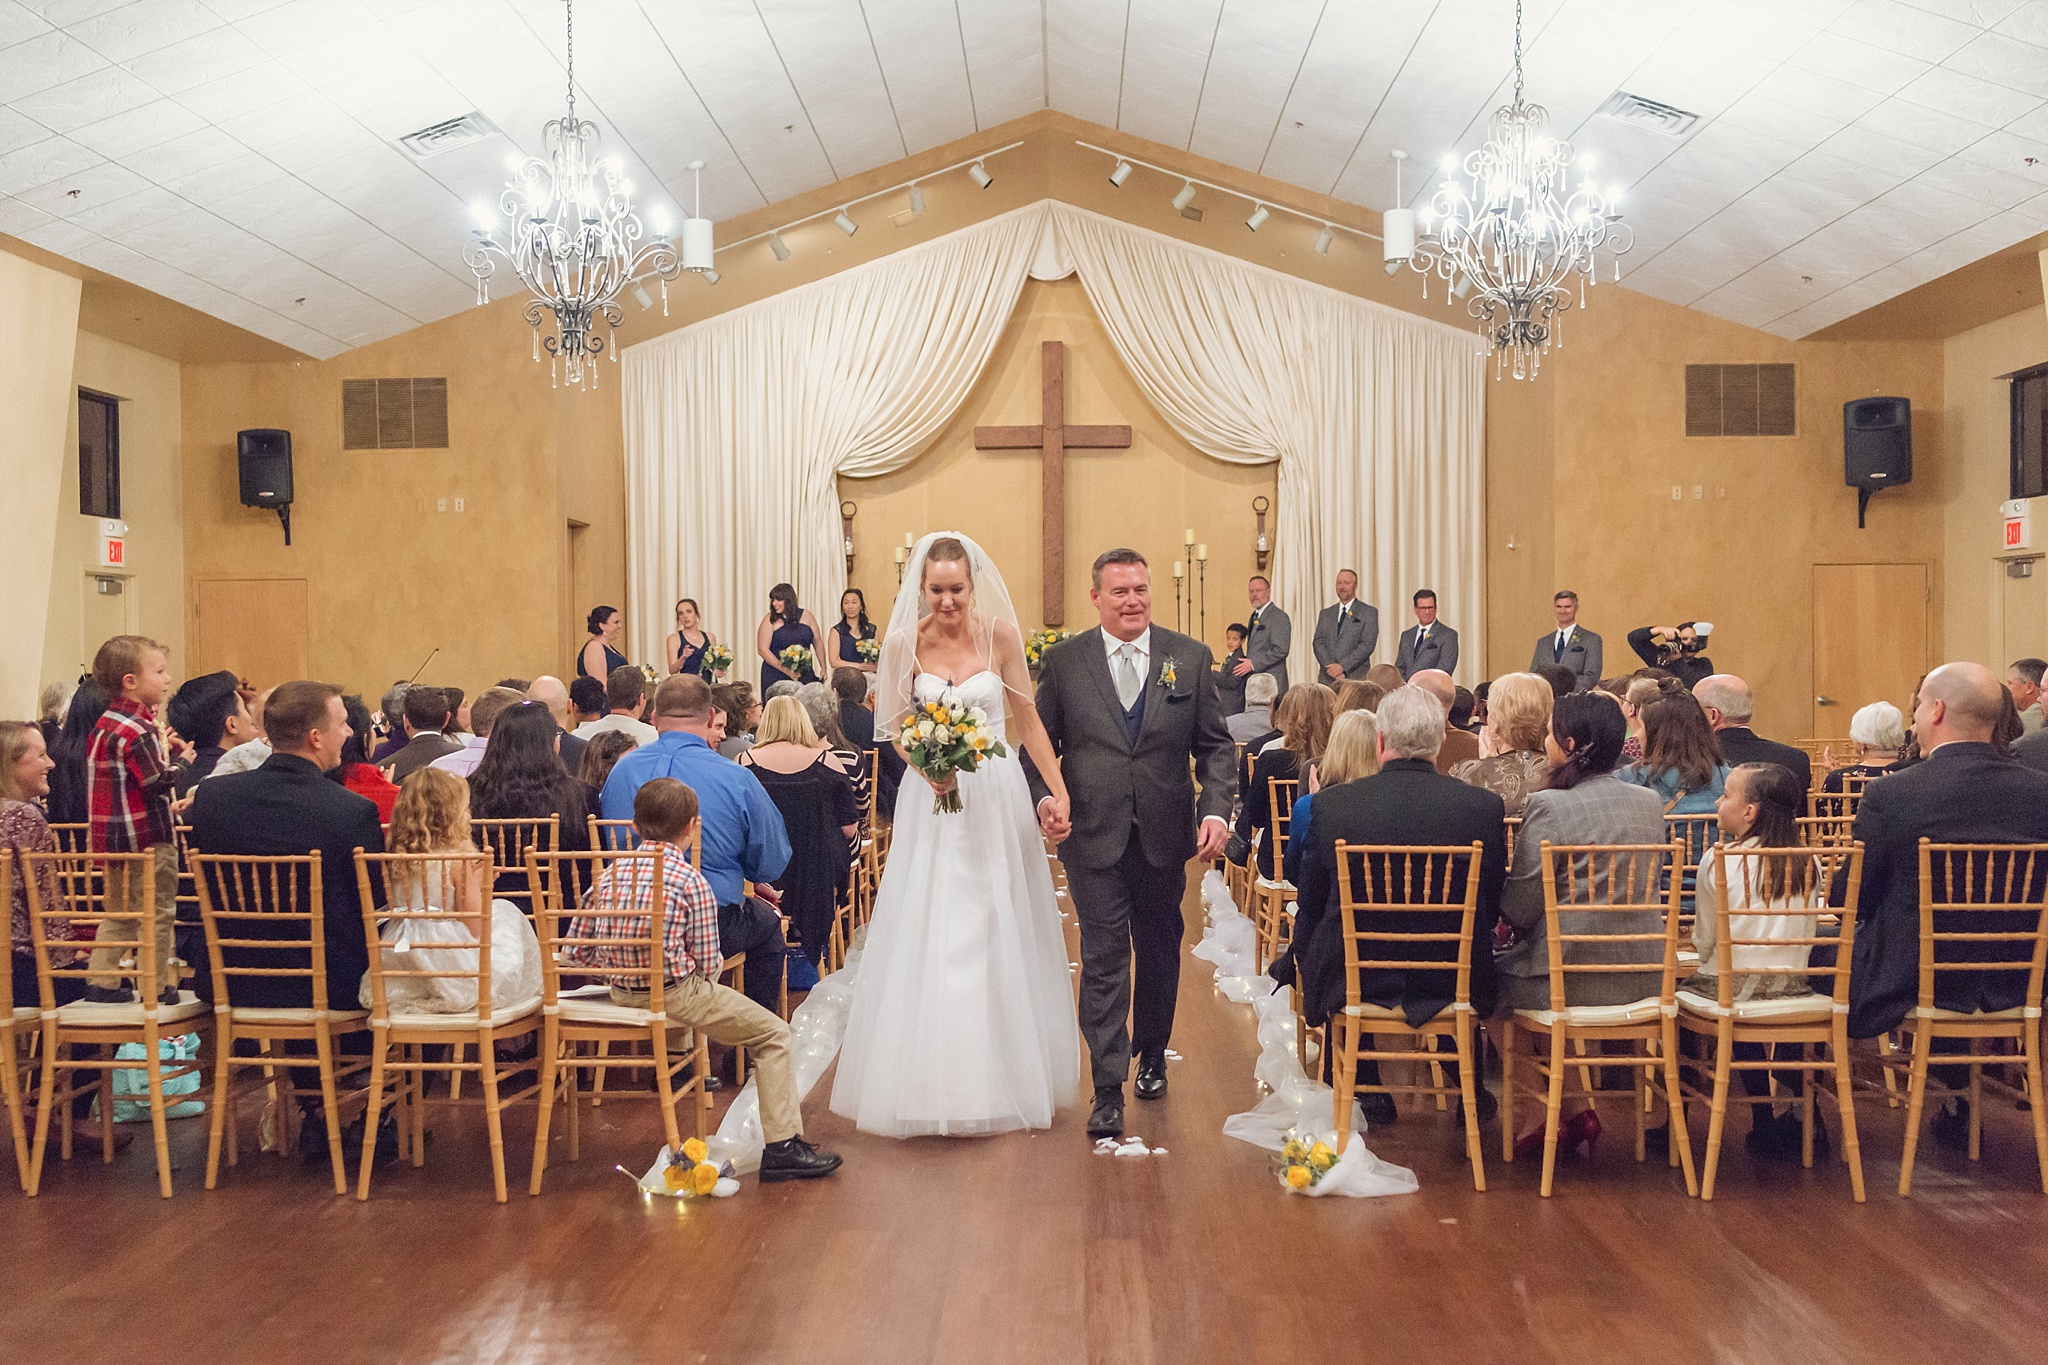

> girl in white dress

[{"left": 830, "top": 533, "right": 1082, "bottom": 1136}]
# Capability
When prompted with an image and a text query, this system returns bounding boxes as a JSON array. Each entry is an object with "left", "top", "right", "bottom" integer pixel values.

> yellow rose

[
  {"left": 662, "top": 1163, "right": 690, "bottom": 1192},
  {"left": 1308, "top": 1141, "right": 1334, "bottom": 1164},
  {"left": 690, "top": 1161, "right": 721, "bottom": 1195},
  {"left": 681, "top": 1137, "right": 708, "bottom": 1163},
  {"left": 1284, "top": 1165, "right": 1312, "bottom": 1190}
]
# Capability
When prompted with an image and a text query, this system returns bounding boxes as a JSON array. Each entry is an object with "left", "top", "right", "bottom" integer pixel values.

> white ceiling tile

[
  {"left": 0, "top": 1, "right": 50, "bottom": 46},
  {"left": 66, "top": 182, "right": 189, "bottom": 235},
  {"left": 1943, "top": 29, "right": 2048, "bottom": 97},
  {"left": 66, "top": 94, "right": 206, "bottom": 158},
  {"left": 233, "top": 0, "right": 378, "bottom": 55},
  {"left": 1997, "top": 0, "right": 2048, "bottom": 44},
  {"left": 1910, "top": 0, "right": 2029, "bottom": 25},
  {"left": 16, "top": 158, "right": 146, "bottom": 214},
  {"left": 68, "top": 0, "right": 220, "bottom": 62},
  {"left": 0, "top": 132, "right": 98, "bottom": 192},
  {"left": 1788, "top": 31, "right": 1933, "bottom": 92},
  {"left": 1044, "top": 0, "right": 1124, "bottom": 128},
  {"left": 1910, "top": 152, "right": 2044, "bottom": 204},
  {"left": 16, "top": 215, "right": 102, "bottom": 254},
  {"left": 0, "top": 28, "right": 107, "bottom": 100},
  {"left": 25, "top": 0, "right": 129, "bottom": 25},
  {"left": 1897, "top": 64, "right": 2042, "bottom": 123},
  {"left": 1818, "top": 122, "right": 1953, "bottom": 175},
  {"left": 0, "top": 193, "right": 54, "bottom": 233},
  {"left": 1854, "top": 96, "right": 1995, "bottom": 154},
  {"left": 121, "top": 22, "right": 264, "bottom": 92},
  {"left": 1829, "top": 0, "right": 1981, "bottom": 59},
  {"left": 11, "top": 60, "right": 154, "bottom": 130},
  {"left": 169, "top": 57, "right": 305, "bottom": 119},
  {"left": 1189, "top": 0, "right": 1327, "bottom": 168}
]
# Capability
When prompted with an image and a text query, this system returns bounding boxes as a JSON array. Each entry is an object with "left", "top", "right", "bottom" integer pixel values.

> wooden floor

[{"left": 9, "top": 873, "right": 2048, "bottom": 1365}]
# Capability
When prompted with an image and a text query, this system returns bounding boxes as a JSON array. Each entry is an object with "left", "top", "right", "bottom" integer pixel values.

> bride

[{"left": 829, "top": 532, "right": 1082, "bottom": 1136}]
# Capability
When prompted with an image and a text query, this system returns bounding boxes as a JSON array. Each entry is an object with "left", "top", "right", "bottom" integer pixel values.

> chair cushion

[
  {"left": 1515, "top": 997, "right": 1664, "bottom": 1028},
  {"left": 8, "top": 1004, "right": 36, "bottom": 1026},
  {"left": 1675, "top": 989, "right": 1834, "bottom": 1025},
  {"left": 1341, "top": 1001, "right": 1453, "bottom": 1023},
  {"left": 379, "top": 996, "right": 543, "bottom": 1031},
  {"left": 1917, "top": 1005, "right": 2031, "bottom": 1022},
  {"left": 1255, "top": 876, "right": 1294, "bottom": 892},
  {"left": 55, "top": 990, "right": 209, "bottom": 1027},
  {"left": 229, "top": 1007, "right": 371, "bottom": 1027},
  {"left": 558, "top": 997, "right": 665, "bottom": 1027}
]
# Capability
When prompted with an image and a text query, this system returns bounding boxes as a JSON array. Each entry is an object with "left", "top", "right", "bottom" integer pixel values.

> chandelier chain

[
  {"left": 564, "top": 0, "right": 575, "bottom": 122},
  {"left": 1513, "top": 0, "right": 1524, "bottom": 104}
]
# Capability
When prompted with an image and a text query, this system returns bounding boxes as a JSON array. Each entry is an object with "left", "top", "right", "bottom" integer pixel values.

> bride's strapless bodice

[{"left": 912, "top": 670, "right": 1008, "bottom": 745}]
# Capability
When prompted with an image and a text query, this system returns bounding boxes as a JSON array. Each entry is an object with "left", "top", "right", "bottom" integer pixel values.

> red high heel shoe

[{"left": 1513, "top": 1107, "right": 1603, "bottom": 1160}]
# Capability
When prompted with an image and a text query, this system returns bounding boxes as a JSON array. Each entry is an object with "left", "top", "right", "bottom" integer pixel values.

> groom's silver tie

[{"left": 1115, "top": 643, "right": 1142, "bottom": 709}]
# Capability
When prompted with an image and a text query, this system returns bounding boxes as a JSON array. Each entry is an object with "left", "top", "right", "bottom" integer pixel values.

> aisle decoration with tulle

[{"left": 898, "top": 687, "right": 1007, "bottom": 814}]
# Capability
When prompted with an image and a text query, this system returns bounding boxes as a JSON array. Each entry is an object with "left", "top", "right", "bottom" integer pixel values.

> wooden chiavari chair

[
  {"left": 1665, "top": 813, "right": 1721, "bottom": 965},
  {"left": 1329, "top": 841, "right": 1488, "bottom": 1190},
  {"left": 22, "top": 850, "right": 210, "bottom": 1198},
  {"left": 1, "top": 852, "right": 29, "bottom": 1188},
  {"left": 1674, "top": 843, "right": 1866, "bottom": 1200},
  {"left": 526, "top": 847, "right": 711, "bottom": 1195},
  {"left": 1504, "top": 817, "right": 1521, "bottom": 867},
  {"left": 192, "top": 852, "right": 372, "bottom": 1194},
  {"left": 1498, "top": 841, "right": 1697, "bottom": 1198},
  {"left": 1252, "top": 777, "right": 1299, "bottom": 971},
  {"left": 470, "top": 815, "right": 558, "bottom": 917},
  {"left": 351, "top": 849, "right": 544, "bottom": 1203},
  {"left": 1892, "top": 839, "right": 2048, "bottom": 1197}
]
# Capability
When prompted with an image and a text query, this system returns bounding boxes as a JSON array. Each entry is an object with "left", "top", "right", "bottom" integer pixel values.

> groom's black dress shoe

[
  {"left": 1134, "top": 1050, "right": 1168, "bottom": 1101},
  {"left": 1087, "top": 1087, "right": 1125, "bottom": 1139}
]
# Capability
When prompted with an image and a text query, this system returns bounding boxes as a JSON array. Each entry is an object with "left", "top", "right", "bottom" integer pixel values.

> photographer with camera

[{"left": 1628, "top": 621, "right": 1715, "bottom": 690}]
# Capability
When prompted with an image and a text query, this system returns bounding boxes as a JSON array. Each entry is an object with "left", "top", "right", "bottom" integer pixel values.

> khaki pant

[
  {"left": 610, "top": 974, "right": 802, "bottom": 1143},
  {"left": 89, "top": 843, "right": 179, "bottom": 993}
]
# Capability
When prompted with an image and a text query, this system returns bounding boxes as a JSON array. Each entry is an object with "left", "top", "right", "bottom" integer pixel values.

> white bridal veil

[{"left": 876, "top": 531, "right": 1032, "bottom": 735}]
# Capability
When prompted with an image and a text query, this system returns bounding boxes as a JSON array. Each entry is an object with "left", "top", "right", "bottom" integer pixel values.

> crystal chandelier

[
  {"left": 1404, "top": 0, "right": 1631, "bottom": 379},
  {"left": 463, "top": 0, "right": 698, "bottom": 389}
]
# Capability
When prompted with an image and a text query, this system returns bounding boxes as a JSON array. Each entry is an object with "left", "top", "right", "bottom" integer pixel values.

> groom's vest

[{"left": 1122, "top": 676, "right": 1148, "bottom": 746}]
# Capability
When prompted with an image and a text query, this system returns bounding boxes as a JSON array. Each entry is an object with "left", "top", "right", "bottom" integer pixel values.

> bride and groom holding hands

[{"left": 831, "top": 535, "right": 1238, "bottom": 1142}]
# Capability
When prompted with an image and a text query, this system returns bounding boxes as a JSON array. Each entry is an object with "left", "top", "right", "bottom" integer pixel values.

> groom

[{"left": 1029, "top": 548, "right": 1237, "bottom": 1139}]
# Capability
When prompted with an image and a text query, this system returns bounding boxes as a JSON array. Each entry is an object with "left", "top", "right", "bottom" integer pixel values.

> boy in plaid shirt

[
  {"left": 571, "top": 777, "right": 840, "bottom": 1182},
  {"left": 85, "top": 635, "right": 192, "bottom": 1004}
]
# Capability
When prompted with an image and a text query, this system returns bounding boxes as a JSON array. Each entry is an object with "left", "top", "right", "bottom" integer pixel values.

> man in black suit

[
  {"left": 383, "top": 685, "right": 461, "bottom": 782},
  {"left": 1694, "top": 674, "right": 1811, "bottom": 788},
  {"left": 1269, "top": 685, "right": 1506, "bottom": 1125},
  {"left": 1843, "top": 663, "right": 2048, "bottom": 1142},
  {"left": 187, "top": 681, "right": 388, "bottom": 1158}
]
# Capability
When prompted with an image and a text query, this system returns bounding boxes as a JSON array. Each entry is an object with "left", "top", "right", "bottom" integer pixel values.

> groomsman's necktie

[
  {"left": 1417, "top": 625, "right": 1429, "bottom": 645},
  {"left": 1116, "top": 644, "right": 1143, "bottom": 709},
  {"left": 1554, "top": 629, "right": 1568, "bottom": 661}
]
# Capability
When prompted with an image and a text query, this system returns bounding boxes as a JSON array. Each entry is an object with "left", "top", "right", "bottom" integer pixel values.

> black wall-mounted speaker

[
  {"left": 1844, "top": 397, "right": 1910, "bottom": 528},
  {"left": 236, "top": 428, "right": 294, "bottom": 544}
]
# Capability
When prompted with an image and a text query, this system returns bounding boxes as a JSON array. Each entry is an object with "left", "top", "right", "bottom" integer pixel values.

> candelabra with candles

[{"left": 1196, "top": 539, "right": 1208, "bottom": 643}]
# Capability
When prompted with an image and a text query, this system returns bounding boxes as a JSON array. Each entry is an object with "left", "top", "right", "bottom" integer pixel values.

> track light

[
  {"left": 703, "top": 267, "right": 720, "bottom": 285},
  {"left": 631, "top": 282, "right": 654, "bottom": 310},
  {"left": 908, "top": 183, "right": 926, "bottom": 215},
  {"left": 1315, "top": 223, "right": 1334, "bottom": 255},
  {"left": 1171, "top": 180, "right": 1196, "bottom": 211},
  {"left": 1109, "top": 159, "right": 1133, "bottom": 187},
  {"left": 768, "top": 231, "right": 790, "bottom": 261},
  {"left": 967, "top": 161, "right": 992, "bottom": 189},
  {"left": 1383, "top": 150, "right": 1415, "bottom": 276},
  {"left": 1245, "top": 203, "right": 1269, "bottom": 231},
  {"left": 680, "top": 159, "right": 714, "bottom": 271},
  {"left": 834, "top": 209, "right": 857, "bottom": 235}
]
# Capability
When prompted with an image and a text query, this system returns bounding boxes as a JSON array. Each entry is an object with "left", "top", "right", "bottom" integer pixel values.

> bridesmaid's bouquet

[
  {"left": 899, "top": 689, "right": 1008, "bottom": 814},
  {"left": 777, "top": 643, "right": 815, "bottom": 678},
  {"left": 698, "top": 643, "right": 734, "bottom": 678},
  {"left": 855, "top": 637, "right": 881, "bottom": 664},
  {"left": 1024, "top": 628, "right": 1070, "bottom": 667}
]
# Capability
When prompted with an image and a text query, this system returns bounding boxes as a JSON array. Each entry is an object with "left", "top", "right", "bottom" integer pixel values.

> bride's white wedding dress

[{"left": 830, "top": 668, "right": 1082, "bottom": 1137}]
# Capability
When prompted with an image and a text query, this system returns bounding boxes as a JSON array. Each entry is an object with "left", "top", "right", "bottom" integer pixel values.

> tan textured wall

[{"left": 1943, "top": 305, "right": 2048, "bottom": 667}]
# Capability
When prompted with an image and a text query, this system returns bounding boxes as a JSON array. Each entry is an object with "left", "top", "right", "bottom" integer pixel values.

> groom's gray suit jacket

[{"left": 1027, "top": 626, "right": 1238, "bottom": 870}]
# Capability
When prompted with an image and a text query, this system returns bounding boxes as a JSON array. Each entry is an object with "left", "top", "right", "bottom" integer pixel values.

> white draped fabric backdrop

[{"left": 623, "top": 201, "right": 1486, "bottom": 688}]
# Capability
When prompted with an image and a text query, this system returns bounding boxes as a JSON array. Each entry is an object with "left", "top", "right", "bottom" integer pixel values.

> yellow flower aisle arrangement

[
  {"left": 777, "top": 643, "right": 815, "bottom": 678},
  {"left": 1274, "top": 1133, "right": 1340, "bottom": 1194},
  {"left": 634, "top": 1136, "right": 740, "bottom": 1199},
  {"left": 898, "top": 686, "right": 1008, "bottom": 814}
]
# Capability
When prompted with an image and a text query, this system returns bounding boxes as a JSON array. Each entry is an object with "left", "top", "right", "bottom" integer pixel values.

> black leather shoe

[
  {"left": 157, "top": 986, "right": 183, "bottom": 1007},
  {"left": 1933, "top": 1099, "right": 1971, "bottom": 1150},
  {"left": 80, "top": 984, "right": 134, "bottom": 1004},
  {"left": 1451, "top": 1087, "right": 1498, "bottom": 1126},
  {"left": 1087, "top": 1087, "right": 1125, "bottom": 1138},
  {"left": 1360, "top": 1092, "right": 1398, "bottom": 1127},
  {"left": 1133, "top": 1050, "right": 1167, "bottom": 1101},
  {"left": 760, "top": 1136, "right": 843, "bottom": 1182}
]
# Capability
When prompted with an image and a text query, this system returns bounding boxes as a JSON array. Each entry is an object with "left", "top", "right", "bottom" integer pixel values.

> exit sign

[
  {"left": 2004, "top": 499, "right": 2032, "bottom": 551},
  {"left": 97, "top": 517, "right": 128, "bottom": 569}
]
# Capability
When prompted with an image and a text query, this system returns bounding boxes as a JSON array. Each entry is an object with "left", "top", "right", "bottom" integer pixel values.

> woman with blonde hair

[
  {"left": 1334, "top": 679, "right": 1383, "bottom": 715},
  {"left": 1450, "top": 672, "right": 1552, "bottom": 817},
  {"left": 1233, "top": 684, "right": 1337, "bottom": 880},
  {"left": 738, "top": 695, "right": 858, "bottom": 973},
  {"left": 1283, "top": 709, "right": 1381, "bottom": 884}
]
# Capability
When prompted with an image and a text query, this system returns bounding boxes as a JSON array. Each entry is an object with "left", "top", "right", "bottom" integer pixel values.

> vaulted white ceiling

[{"left": 3, "top": 0, "right": 2045, "bottom": 358}]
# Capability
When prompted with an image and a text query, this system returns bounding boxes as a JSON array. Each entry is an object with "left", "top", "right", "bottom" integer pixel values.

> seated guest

[
  {"left": 1451, "top": 671, "right": 1553, "bottom": 817},
  {"left": 1226, "top": 672, "right": 1280, "bottom": 746},
  {"left": 1617, "top": 693, "right": 1729, "bottom": 815},
  {"left": 1533, "top": 662, "right": 1577, "bottom": 700},
  {"left": 601, "top": 675, "right": 792, "bottom": 1016},
  {"left": 2008, "top": 657, "right": 2045, "bottom": 735},
  {"left": 1365, "top": 663, "right": 1405, "bottom": 696},
  {"left": 1685, "top": 761, "right": 1828, "bottom": 1158},
  {"left": 577, "top": 730, "right": 640, "bottom": 824},
  {"left": 765, "top": 679, "right": 801, "bottom": 704},
  {"left": 1282, "top": 708, "right": 1381, "bottom": 886},
  {"left": 712, "top": 681, "right": 760, "bottom": 760},
  {"left": 568, "top": 777, "right": 840, "bottom": 1181},
  {"left": 1231, "top": 684, "right": 1333, "bottom": 879},
  {"left": 384, "top": 686, "right": 461, "bottom": 783},
  {"left": 209, "top": 685, "right": 274, "bottom": 777},
  {"left": 1410, "top": 670, "right": 1478, "bottom": 775},
  {"left": 1822, "top": 701, "right": 1906, "bottom": 792},
  {"left": 1498, "top": 692, "right": 1668, "bottom": 1013},
  {"left": 799, "top": 682, "right": 870, "bottom": 830},
  {"left": 1333, "top": 678, "right": 1382, "bottom": 715},
  {"left": 167, "top": 670, "right": 258, "bottom": 792},
  {"left": 443, "top": 686, "right": 471, "bottom": 736},
  {"left": 1694, "top": 675, "right": 1811, "bottom": 789},
  {"left": 2, "top": 720, "right": 79, "bottom": 1010},
  {"left": 1846, "top": 663, "right": 2048, "bottom": 1143},
  {"left": 371, "top": 682, "right": 410, "bottom": 764},
  {"left": 45, "top": 677, "right": 109, "bottom": 825},
  {"left": 1274, "top": 687, "right": 1507, "bottom": 1124},
  {"left": 568, "top": 676, "right": 607, "bottom": 729},
  {"left": 37, "top": 680, "right": 71, "bottom": 752},
  {"left": 525, "top": 676, "right": 587, "bottom": 776},
  {"left": 467, "top": 701, "right": 593, "bottom": 867},
  {"left": 1620, "top": 675, "right": 1680, "bottom": 763},
  {"left": 834, "top": 666, "right": 900, "bottom": 819},
  {"left": 1471, "top": 680, "right": 1490, "bottom": 731},
  {"left": 739, "top": 697, "right": 858, "bottom": 969},
  {"left": 1217, "top": 623, "right": 1250, "bottom": 717},
  {"left": 1995, "top": 685, "right": 2025, "bottom": 755},
  {"left": 575, "top": 666, "right": 658, "bottom": 748},
  {"left": 334, "top": 695, "right": 400, "bottom": 822},
  {"left": 429, "top": 686, "right": 524, "bottom": 779},
  {"left": 1449, "top": 686, "right": 1477, "bottom": 734}
]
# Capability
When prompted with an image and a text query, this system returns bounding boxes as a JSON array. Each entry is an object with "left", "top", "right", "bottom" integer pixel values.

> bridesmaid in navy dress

[
  {"left": 831, "top": 588, "right": 878, "bottom": 676},
  {"left": 576, "top": 606, "right": 631, "bottom": 682},
  {"left": 756, "top": 583, "right": 824, "bottom": 694},
  {"left": 664, "top": 598, "right": 719, "bottom": 677}
]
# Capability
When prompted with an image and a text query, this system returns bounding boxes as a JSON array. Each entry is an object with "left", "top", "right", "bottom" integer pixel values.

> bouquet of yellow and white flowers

[
  {"left": 777, "top": 643, "right": 815, "bottom": 678},
  {"left": 1024, "top": 628, "right": 1070, "bottom": 667},
  {"left": 1275, "top": 1133, "right": 1339, "bottom": 1192},
  {"left": 698, "top": 643, "right": 734, "bottom": 678},
  {"left": 899, "top": 688, "right": 1007, "bottom": 814},
  {"left": 631, "top": 1136, "right": 739, "bottom": 1199},
  {"left": 855, "top": 637, "right": 881, "bottom": 664}
]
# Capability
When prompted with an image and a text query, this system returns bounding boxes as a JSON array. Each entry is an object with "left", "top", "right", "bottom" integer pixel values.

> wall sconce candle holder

[{"left": 1252, "top": 496, "right": 1271, "bottom": 573}]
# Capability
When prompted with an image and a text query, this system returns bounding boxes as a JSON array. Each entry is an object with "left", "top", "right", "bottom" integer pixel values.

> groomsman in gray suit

[
  {"left": 1529, "top": 589, "right": 1603, "bottom": 692},
  {"left": 1233, "top": 576, "right": 1291, "bottom": 694},
  {"left": 1394, "top": 588, "right": 1459, "bottom": 679},
  {"left": 1311, "top": 569, "right": 1377, "bottom": 683}
]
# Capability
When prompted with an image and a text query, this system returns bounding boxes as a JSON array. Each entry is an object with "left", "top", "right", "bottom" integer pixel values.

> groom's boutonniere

[{"left": 1158, "top": 657, "right": 1179, "bottom": 690}]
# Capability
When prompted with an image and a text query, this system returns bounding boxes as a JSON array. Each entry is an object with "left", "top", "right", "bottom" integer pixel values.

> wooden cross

[{"left": 973, "top": 340, "right": 1132, "bottom": 626}]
